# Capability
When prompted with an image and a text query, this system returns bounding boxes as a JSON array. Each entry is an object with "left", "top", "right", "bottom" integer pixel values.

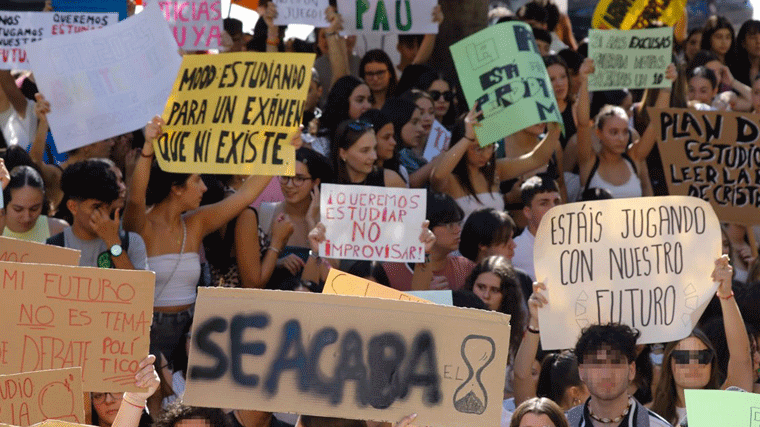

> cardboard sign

[
  {"left": 0, "top": 261, "right": 155, "bottom": 392},
  {"left": 534, "top": 196, "right": 721, "bottom": 350},
  {"left": 0, "top": 368, "right": 84, "bottom": 426},
  {"left": 654, "top": 108, "right": 760, "bottom": 225},
  {"left": 592, "top": 0, "right": 686, "bottom": 30},
  {"left": 184, "top": 287, "right": 510, "bottom": 427},
  {"left": 272, "top": 0, "right": 330, "bottom": 27},
  {"left": 685, "top": 389, "right": 760, "bottom": 427},
  {"left": 450, "top": 22, "right": 562, "bottom": 146},
  {"left": 337, "top": 0, "right": 437, "bottom": 34},
  {"left": 319, "top": 184, "right": 426, "bottom": 262},
  {"left": 587, "top": 27, "right": 673, "bottom": 91},
  {"left": 323, "top": 269, "right": 433, "bottom": 304},
  {"left": 0, "top": 11, "right": 117, "bottom": 70},
  {"left": 423, "top": 120, "right": 451, "bottom": 162},
  {"left": 144, "top": 0, "right": 222, "bottom": 51},
  {"left": 51, "top": 0, "right": 127, "bottom": 21},
  {"left": 0, "top": 236, "right": 80, "bottom": 266},
  {"left": 155, "top": 52, "right": 314, "bottom": 175},
  {"left": 25, "top": 6, "right": 182, "bottom": 153}
]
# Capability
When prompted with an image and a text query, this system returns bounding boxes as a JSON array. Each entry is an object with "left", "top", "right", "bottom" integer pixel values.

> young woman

[
  {"left": 123, "top": 116, "right": 294, "bottom": 366},
  {"left": 329, "top": 119, "right": 405, "bottom": 187},
  {"left": 651, "top": 256, "right": 754, "bottom": 425},
  {"left": 577, "top": 58, "right": 676, "bottom": 198},
  {"left": 315, "top": 76, "right": 372, "bottom": 156},
  {"left": 545, "top": 55, "right": 576, "bottom": 151},
  {"left": 682, "top": 28, "right": 704, "bottom": 65},
  {"left": 510, "top": 397, "right": 570, "bottom": 427},
  {"left": 360, "top": 108, "right": 407, "bottom": 184},
  {"left": 382, "top": 96, "right": 437, "bottom": 188},
  {"left": 93, "top": 355, "right": 158, "bottom": 427},
  {"left": 1, "top": 165, "right": 67, "bottom": 241},
  {"left": 700, "top": 16, "right": 735, "bottom": 66},
  {"left": 359, "top": 49, "right": 397, "bottom": 109},
  {"left": 730, "top": 20, "right": 760, "bottom": 86}
]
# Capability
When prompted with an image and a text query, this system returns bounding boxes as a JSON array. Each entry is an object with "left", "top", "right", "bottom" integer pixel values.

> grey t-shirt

[{"left": 62, "top": 227, "right": 148, "bottom": 270}]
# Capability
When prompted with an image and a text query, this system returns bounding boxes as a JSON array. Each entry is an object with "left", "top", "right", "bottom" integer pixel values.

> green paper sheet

[
  {"left": 450, "top": 22, "right": 562, "bottom": 146},
  {"left": 587, "top": 27, "right": 673, "bottom": 91},
  {"left": 684, "top": 389, "right": 760, "bottom": 427}
]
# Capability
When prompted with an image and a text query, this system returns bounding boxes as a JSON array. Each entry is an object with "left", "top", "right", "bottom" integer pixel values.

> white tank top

[{"left": 588, "top": 158, "right": 642, "bottom": 199}]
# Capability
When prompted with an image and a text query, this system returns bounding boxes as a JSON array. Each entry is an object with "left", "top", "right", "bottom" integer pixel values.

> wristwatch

[{"left": 109, "top": 244, "right": 123, "bottom": 257}]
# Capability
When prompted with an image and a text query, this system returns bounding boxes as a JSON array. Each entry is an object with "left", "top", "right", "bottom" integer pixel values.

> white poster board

[
  {"left": 337, "top": 0, "right": 438, "bottom": 35},
  {"left": 319, "top": 183, "right": 426, "bottom": 262},
  {"left": 423, "top": 120, "right": 451, "bottom": 162},
  {"left": 143, "top": 0, "right": 222, "bottom": 50},
  {"left": 273, "top": 0, "right": 330, "bottom": 27},
  {"left": 534, "top": 196, "right": 722, "bottom": 350},
  {"left": 0, "top": 11, "right": 117, "bottom": 70},
  {"left": 26, "top": 7, "right": 182, "bottom": 152}
]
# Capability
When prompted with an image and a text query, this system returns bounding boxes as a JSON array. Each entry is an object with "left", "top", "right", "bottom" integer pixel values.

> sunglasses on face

[
  {"left": 429, "top": 90, "right": 454, "bottom": 102},
  {"left": 671, "top": 349, "right": 714, "bottom": 365}
]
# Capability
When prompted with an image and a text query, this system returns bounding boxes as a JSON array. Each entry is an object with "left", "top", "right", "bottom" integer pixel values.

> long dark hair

[
  {"left": 451, "top": 115, "right": 496, "bottom": 203},
  {"left": 3, "top": 165, "right": 45, "bottom": 209},
  {"left": 320, "top": 76, "right": 365, "bottom": 142},
  {"left": 731, "top": 20, "right": 760, "bottom": 85},
  {"left": 359, "top": 49, "right": 398, "bottom": 98},
  {"left": 544, "top": 54, "right": 574, "bottom": 105},
  {"left": 330, "top": 120, "right": 375, "bottom": 184},
  {"left": 146, "top": 161, "right": 190, "bottom": 206},
  {"left": 701, "top": 15, "right": 736, "bottom": 65}
]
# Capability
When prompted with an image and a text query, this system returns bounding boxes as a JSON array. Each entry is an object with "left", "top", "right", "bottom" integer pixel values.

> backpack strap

[{"left": 583, "top": 155, "right": 601, "bottom": 193}]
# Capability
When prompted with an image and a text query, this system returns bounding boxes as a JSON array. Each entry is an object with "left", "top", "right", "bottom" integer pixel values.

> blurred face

[
  {"left": 415, "top": 97, "right": 435, "bottom": 137},
  {"left": 180, "top": 174, "right": 207, "bottom": 210},
  {"left": 400, "top": 108, "right": 425, "bottom": 148},
  {"left": 671, "top": 337, "right": 713, "bottom": 390},
  {"left": 466, "top": 142, "right": 495, "bottom": 168},
  {"left": 744, "top": 30, "right": 760, "bottom": 58},
  {"left": 752, "top": 79, "right": 760, "bottom": 112},
  {"left": 472, "top": 272, "right": 503, "bottom": 311},
  {"left": 5, "top": 186, "right": 44, "bottom": 233},
  {"left": 92, "top": 392, "right": 122, "bottom": 426},
  {"left": 484, "top": 236, "right": 516, "bottom": 261},
  {"left": 688, "top": 76, "right": 718, "bottom": 104},
  {"left": 280, "top": 162, "right": 314, "bottom": 204},
  {"left": 597, "top": 115, "right": 630, "bottom": 154},
  {"left": 547, "top": 64, "right": 569, "bottom": 103},
  {"left": 518, "top": 413, "right": 556, "bottom": 427},
  {"left": 525, "top": 191, "right": 561, "bottom": 232},
  {"left": 686, "top": 32, "right": 702, "bottom": 61},
  {"left": 579, "top": 348, "right": 635, "bottom": 401},
  {"left": 705, "top": 60, "right": 724, "bottom": 86},
  {"left": 711, "top": 28, "right": 733, "bottom": 56},
  {"left": 340, "top": 132, "right": 378, "bottom": 180},
  {"left": 432, "top": 220, "right": 462, "bottom": 252},
  {"left": 363, "top": 61, "right": 390, "bottom": 93},
  {"left": 348, "top": 84, "right": 372, "bottom": 120},
  {"left": 375, "top": 123, "right": 396, "bottom": 161},
  {"left": 428, "top": 79, "right": 452, "bottom": 121}
]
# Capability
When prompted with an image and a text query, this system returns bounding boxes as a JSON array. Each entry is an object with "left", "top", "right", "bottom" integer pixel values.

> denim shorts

[{"left": 150, "top": 306, "right": 194, "bottom": 366}]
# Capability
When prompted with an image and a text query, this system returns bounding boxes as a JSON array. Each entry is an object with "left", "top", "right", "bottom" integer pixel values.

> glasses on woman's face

[
  {"left": 429, "top": 90, "right": 454, "bottom": 102},
  {"left": 364, "top": 69, "right": 388, "bottom": 79},
  {"left": 671, "top": 349, "right": 714, "bottom": 365},
  {"left": 92, "top": 392, "right": 122, "bottom": 405},
  {"left": 279, "top": 175, "right": 313, "bottom": 187}
]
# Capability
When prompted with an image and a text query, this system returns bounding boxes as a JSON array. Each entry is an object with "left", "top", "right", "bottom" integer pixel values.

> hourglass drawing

[{"left": 453, "top": 335, "right": 496, "bottom": 414}]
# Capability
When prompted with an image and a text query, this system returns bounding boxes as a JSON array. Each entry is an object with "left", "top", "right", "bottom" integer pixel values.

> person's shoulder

[
  {"left": 644, "top": 409, "right": 672, "bottom": 427},
  {"left": 126, "top": 230, "right": 146, "bottom": 249}
]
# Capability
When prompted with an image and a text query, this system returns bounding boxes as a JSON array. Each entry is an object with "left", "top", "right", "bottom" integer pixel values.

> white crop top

[{"left": 149, "top": 252, "right": 201, "bottom": 307}]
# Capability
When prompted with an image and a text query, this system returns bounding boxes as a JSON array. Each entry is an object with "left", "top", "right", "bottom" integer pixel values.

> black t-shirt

[{"left": 227, "top": 411, "right": 295, "bottom": 427}]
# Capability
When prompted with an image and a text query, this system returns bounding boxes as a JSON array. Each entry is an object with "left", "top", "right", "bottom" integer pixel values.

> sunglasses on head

[
  {"left": 429, "top": 90, "right": 454, "bottom": 102},
  {"left": 671, "top": 349, "right": 714, "bottom": 365}
]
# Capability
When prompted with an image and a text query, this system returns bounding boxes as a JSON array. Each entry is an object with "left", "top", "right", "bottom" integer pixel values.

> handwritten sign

[
  {"left": 0, "top": 368, "right": 84, "bottom": 426},
  {"left": 51, "top": 0, "right": 127, "bottom": 21},
  {"left": 685, "top": 389, "right": 760, "bottom": 427},
  {"left": 0, "top": 237, "right": 80, "bottom": 266},
  {"left": 272, "top": 0, "right": 329, "bottom": 27},
  {"left": 155, "top": 52, "right": 314, "bottom": 175},
  {"left": 587, "top": 27, "right": 673, "bottom": 91},
  {"left": 450, "top": 22, "right": 562, "bottom": 146},
  {"left": 534, "top": 196, "right": 721, "bottom": 350},
  {"left": 0, "top": 261, "right": 154, "bottom": 392},
  {"left": 592, "top": 0, "right": 687, "bottom": 30},
  {"left": 338, "top": 0, "right": 438, "bottom": 34},
  {"left": 654, "top": 108, "right": 760, "bottom": 225},
  {"left": 319, "top": 184, "right": 426, "bottom": 262},
  {"left": 423, "top": 120, "right": 451, "bottom": 162},
  {"left": 0, "top": 11, "right": 117, "bottom": 70},
  {"left": 323, "top": 269, "right": 432, "bottom": 303},
  {"left": 25, "top": 6, "right": 182, "bottom": 153},
  {"left": 144, "top": 0, "right": 222, "bottom": 50},
  {"left": 184, "top": 287, "right": 510, "bottom": 427}
]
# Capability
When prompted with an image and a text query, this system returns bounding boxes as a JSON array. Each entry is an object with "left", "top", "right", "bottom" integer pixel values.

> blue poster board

[{"left": 51, "top": 0, "right": 127, "bottom": 21}]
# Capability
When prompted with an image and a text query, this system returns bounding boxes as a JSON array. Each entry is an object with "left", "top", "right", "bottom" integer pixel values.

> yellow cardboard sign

[
  {"left": 323, "top": 269, "right": 432, "bottom": 304},
  {"left": 0, "top": 368, "right": 84, "bottom": 426},
  {"left": 155, "top": 52, "right": 315, "bottom": 175},
  {"left": 592, "top": 0, "right": 686, "bottom": 30},
  {"left": 0, "top": 237, "right": 80, "bottom": 266}
]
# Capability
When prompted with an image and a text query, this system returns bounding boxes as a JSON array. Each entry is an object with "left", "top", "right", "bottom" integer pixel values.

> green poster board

[
  {"left": 450, "top": 22, "right": 562, "bottom": 146},
  {"left": 685, "top": 389, "right": 760, "bottom": 427}
]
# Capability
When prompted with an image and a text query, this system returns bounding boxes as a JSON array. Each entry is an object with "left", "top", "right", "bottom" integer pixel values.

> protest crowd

[{"left": 2, "top": 0, "right": 760, "bottom": 427}]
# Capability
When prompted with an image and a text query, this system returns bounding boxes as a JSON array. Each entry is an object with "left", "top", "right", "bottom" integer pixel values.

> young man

[
  {"left": 47, "top": 160, "right": 147, "bottom": 270},
  {"left": 511, "top": 175, "right": 561, "bottom": 280},
  {"left": 568, "top": 324, "right": 672, "bottom": 427}
]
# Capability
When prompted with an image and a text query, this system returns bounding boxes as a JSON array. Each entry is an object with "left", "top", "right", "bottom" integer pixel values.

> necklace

[{"left": 587, "top": 400, "right": 632, "bottom": 424}]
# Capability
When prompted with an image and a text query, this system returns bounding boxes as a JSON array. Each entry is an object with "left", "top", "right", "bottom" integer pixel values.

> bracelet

[
  {"left": 140, "top": 150, "right": 154, "bottom": 158},
  {"left": 463, "top": 134, "right": 476, "bottom": 142},
  {"left": 717, "top": 290, "right": 734, "bottom": 300},
  {"left": 122, "top": 392, "right": 146, "bottom": 409},
  {"left": 527, "top": 325, "right": 540, "bottom": 334},
  {"left": 268, "top": 246, "right": 281, "bottom": 254},
  {"left": 308, "top": 249, "right": 320, "bottom": 260},
  {"left": 266, "top": 38, "right": 279, "bottom": 46}
]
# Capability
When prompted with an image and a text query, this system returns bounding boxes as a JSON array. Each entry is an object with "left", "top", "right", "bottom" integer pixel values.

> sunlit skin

[
  {"left": 688, "top": 76, "right": 718, "bottom": 105},
  {"left": 465, "top": 142, "right": 495, "bottom": 169},
  {"left": 348, "top": 84, "right": 372, "bottom": 120},
  {"left": 524, "top": 191, "right": 561, "bottom": 235},
  {"left": 416, "top": 97, "right": 435, "bottom": 139},
  {"left": 597, "top": 115, "right": 630, "bottom": 156},
  {"left": 671, "top": 337, "right": 712, "bottom": 391},
  {"left": 428, "top": 79, "right": 451, "bottom": 122},
  {"left": 548, "top": 64, "right": 569, "bottom": 108},
  {"left": 472, "top": 272, "right": 503, "bottom": 311},
  {"left": 340, "top": 131, "right": 378, "bottom": 182},
  {"left": 5, "top": 186, "right": 44, "bottom": 233}
]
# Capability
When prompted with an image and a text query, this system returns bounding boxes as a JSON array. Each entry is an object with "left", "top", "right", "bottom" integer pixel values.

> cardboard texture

[
  {"left": 0, "top": 11, "right": 117, "bottom": 70},
  {"left": 155, "top": 52, "right": 314, "bottom": 175},
  {"left": 0, "top": 368, "right": 84, "bottom": 426},
  {"left": 319, "top": 184, "right": 426, "bottom": 262},
  {"left": 184, "top": 287, "right": 510, "bottom": 427},
  {"left": 591, "top": 0, "right": 686, "bottom": 30},
  {"left": 0, "top": 237, "right": 80, "bottom": 266},
  {"left": 0, "top": 261, "right": 154, "bottom": 392},
  {"left": 143, "top": 0, "right": 222, "bottom": 50},
  {"left": 322, "top": 269, "right": 432, "bottom": 304},
  {"left": 654, "top": 108, "right": 760, "bottom": 224},
  {"left": 450, "top": 22, "right": 562, "bottom": 146},
  {"left": 272, "top": 0, "right": 330, "bottom": 27},
  {"left": 587, "top": 27, "right": 673, "bottom": 91},
  {"left": 30, "top": 420, "right": 92, "bottom": 427},
  {"left": 685, "top": 389, "right": 760, "bottom": 427},
  {"left": 337, "top": 0, "right": 438, "bottom": 35},
  {"left": 534, "top": 196, "right": 721, "bottom": 350}
]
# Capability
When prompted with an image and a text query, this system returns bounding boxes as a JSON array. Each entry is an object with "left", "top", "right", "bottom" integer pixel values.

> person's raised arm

[
  {"left": 29, "top": 94, "right": 63, "bottom": 193},
  {"left": 575, "top": 58, "right": 595, "bottom": 180},
  {"left": 411, "top": 5, "right": 444, "bottom": 66},
  {"left": 495, "top": 121, "right": 561, "bottom": 181},
  {"left": 714, "top": 255, "right": 755, "bottom": 391},
  {"left": 0, "top": 70, "right": 27, "bottom": 117},
  {"left": 325, "top": 6, "right": 349, "bottom": 88},
  {"left": 112, "top": 355, "right": 159, "bottom": 427},
  {"left": 123, "top": 116, "right": 162, "bottom": 234},
  {"left": 430, "top": 106, "right": 479, "bottom": 192},
  {"left": 513, "top": 281, "right": 547, "bottom": 406},
  {"left": 629, "top": 63, "right": 676, "bottom": 162},
  {"left": 235, "top": 209, "right": 294, "bottom": 289},
  {"left": 410, "top": 220, "right": 436, "bottom": 290}
]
